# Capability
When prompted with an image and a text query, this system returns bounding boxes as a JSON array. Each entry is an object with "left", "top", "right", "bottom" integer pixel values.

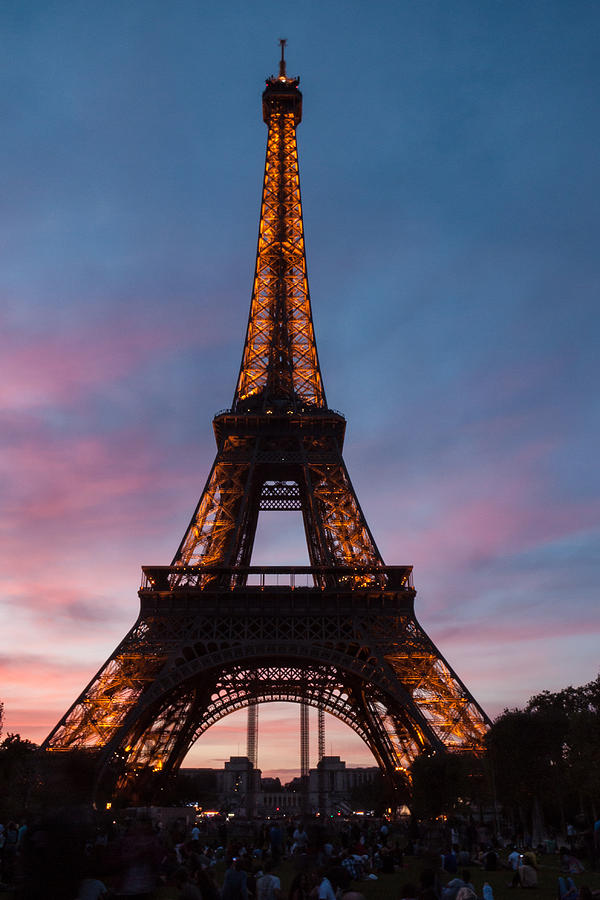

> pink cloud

[
  {"left": 0, "top": 319, "right": 177, "bottom": 411},
  {"left": 0, "top": 580, "right": 137, "bottom": 632},
  {"left": 2, "top": 430, "right": 178, "bottom": 526},
  {"left": 0, "top": 418, "right": 206, "bottom": 588},
  {"left": 378, "top": 434, "right": 599, "bottom": 577},
  {"left": 0, "top": 655, "right": 100, "bottom": 740},
  {"left": 0, "top": 315, "right": 218, "bottom": 411},
  {"left": 430, "top": 616, "right": 600, "bottom": 648}
]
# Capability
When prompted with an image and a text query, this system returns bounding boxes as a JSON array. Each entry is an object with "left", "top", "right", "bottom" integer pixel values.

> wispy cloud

[{"left": 0, "top": 315, "right": 194, "bottom": 412}]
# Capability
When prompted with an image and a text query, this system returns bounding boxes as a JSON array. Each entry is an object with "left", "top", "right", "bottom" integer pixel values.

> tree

[
  {"left": 0, "top": 733, "right": 39, "bottom": 818},
  {"left": 528, "top": 675, "right": 600, "bottom": 821},
  {"left": 350, "top": 771, "right": 404, "bottom": 816},
  {"left": 410, "top": 751, "right": 486, "bottom": 820},
  {"left": 485, "top": 674, "right": 600, "bottom": 835}
]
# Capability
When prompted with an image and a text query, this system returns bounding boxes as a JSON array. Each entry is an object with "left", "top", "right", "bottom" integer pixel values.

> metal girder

[
  {"left": 308, "top": 458, "right": 382, "bottom": 573},
  {"left": 170, "top": 423, "right": 385, "bottom": 582},
  {"left": 173, "top": 458, "right": 250, "bottom": 575},
  {"left": 259, "top": 480, "right": 302, "bottom": 510}
]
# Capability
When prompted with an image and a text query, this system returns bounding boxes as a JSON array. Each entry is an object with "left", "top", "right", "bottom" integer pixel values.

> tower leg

[
  {"left": 300, "top": 703, "right": 309, "bottom": 777},
  {"left": 318, "top": 707, "right": 325, "bottom": 762},
  {"left": 247, "top": 703, "right": 258, "bottom": 768},
  {"left": 317, "top": 706, "right": 326, "bottom": 815},
  {"left": 300, "top": 703, "right": 309, "bottom": 815},
  {"left": 246, "top": 703, "right": 258, "bottom": 818}
]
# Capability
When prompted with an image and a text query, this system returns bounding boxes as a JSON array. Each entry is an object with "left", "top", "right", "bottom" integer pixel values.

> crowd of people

[{"left": 0, "top": 812, "right": 599, "bottom": 899}]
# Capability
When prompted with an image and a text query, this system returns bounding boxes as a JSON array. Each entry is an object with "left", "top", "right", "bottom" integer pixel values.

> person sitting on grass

[
  {"left": 562, "top": 851, "right": 585, "bottom": 875},
  {"left": 512, "top": 862, "right": 537, "bottom": 889},
  {"left": 456, "top": 888, "right": 477, "bottom": 900},
  {"left": 558, "top": 875, "right": 578, "bottom": 899},
  {"left": 483, "top": 848, "right": 499, "bottom": 870},
  {"left": 579, "top": 886, "right": 600, "bottom": 900},
  {"left": 442, "top": 870, "right": 475, "bottom": 900}
]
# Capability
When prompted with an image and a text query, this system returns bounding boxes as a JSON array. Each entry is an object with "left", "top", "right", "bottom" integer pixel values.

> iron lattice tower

[{"left": 43, "top": 47, "right": 489, "bottom": 800}]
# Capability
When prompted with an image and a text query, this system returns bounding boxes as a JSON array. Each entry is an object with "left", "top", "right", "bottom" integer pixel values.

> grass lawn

[
  {"left": 5, "top": 849, "right": 599, "bottom": 898},
  {"left": 335, "top": 857, "right": 600, "bottom": 899},
  {"left": 153, "top": 855, "right": 600, "bottom": 899}
]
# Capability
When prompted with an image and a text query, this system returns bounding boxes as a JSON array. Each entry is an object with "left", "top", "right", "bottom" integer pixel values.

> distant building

[
  {"left": 309, "top": 755, "right": 375, "bottom": 815},
  {"left": 182, "top": 755, "right": 379, "bottom": 817},
  {"left": 261, "top": 776, "right": 282, "bottom": 792}
]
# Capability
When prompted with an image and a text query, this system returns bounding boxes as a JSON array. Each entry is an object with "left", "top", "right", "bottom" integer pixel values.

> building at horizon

[{"left": 183, "top": 754, "right": 379, "bottom": 817}]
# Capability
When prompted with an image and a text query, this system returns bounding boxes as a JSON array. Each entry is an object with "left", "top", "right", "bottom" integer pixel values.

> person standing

[
  {"left": 221, "top": 858, "right": 248, "bottom": 900},
  {"left": 113, "top": 818, "right": 162, "bottom": 899},
  {"left": 269, "top": 822, "right": 283, "bottom": 865},
  {"left": 292, "top": 823, "right": 308, "bottom": 854},
  {"left": 317, "top": 870, "right": 336, "bottom": 900},
  {"left": 256, "top": 860, "right": 282, "bottom": 900},
  {"left": 507, "top": 847, "right": 521, "bottom": 871}
]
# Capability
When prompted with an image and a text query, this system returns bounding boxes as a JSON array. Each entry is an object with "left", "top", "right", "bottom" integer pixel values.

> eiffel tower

[{"left": 44, "top": 44, "right": 488, "bottom": 800}]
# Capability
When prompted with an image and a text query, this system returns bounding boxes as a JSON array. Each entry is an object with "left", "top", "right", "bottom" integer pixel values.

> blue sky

[{"left": 1, "top": 0, "right": 598, "bottom": 776}]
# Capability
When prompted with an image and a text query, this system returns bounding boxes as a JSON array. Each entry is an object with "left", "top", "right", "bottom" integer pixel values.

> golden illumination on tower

[{"left": 234, "top": 54, "right": 325, "bottom": 411}]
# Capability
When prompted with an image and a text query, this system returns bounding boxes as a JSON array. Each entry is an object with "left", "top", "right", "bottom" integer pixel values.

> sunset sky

[{"left": 1, "top": 1, "right": 598, "bottom": 779}]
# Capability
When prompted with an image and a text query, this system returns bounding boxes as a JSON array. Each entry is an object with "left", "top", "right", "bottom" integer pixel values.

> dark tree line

[
  {"left": 0, "top": 726, "right": 99, "bottom": 820},
  {"left": 409, "top": 675, "right": 600, "bottom": 834},
  {"left": 0, "top": 732, "right": 39, "bottom": 818},
  {"left": 486, "top": 675, "right": 600, "bottom": 832}
]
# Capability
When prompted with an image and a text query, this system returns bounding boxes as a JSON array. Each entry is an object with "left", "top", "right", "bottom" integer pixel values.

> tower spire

[
  {"left": 234, "top": 48, "right": 325, "bottom": 412},
  {"left": 279, "top": 38, "right": 287, "bottom": 79}
]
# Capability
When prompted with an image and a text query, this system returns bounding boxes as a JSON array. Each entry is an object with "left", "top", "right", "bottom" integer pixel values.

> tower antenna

[{"left": 279, "top": 38, "right": 287, "bottom": 78}]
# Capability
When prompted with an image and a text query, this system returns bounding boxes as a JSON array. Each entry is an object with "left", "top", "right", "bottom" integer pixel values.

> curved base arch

[{"left": 98, "top": 651, "right": 428, "bottom": 799}]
